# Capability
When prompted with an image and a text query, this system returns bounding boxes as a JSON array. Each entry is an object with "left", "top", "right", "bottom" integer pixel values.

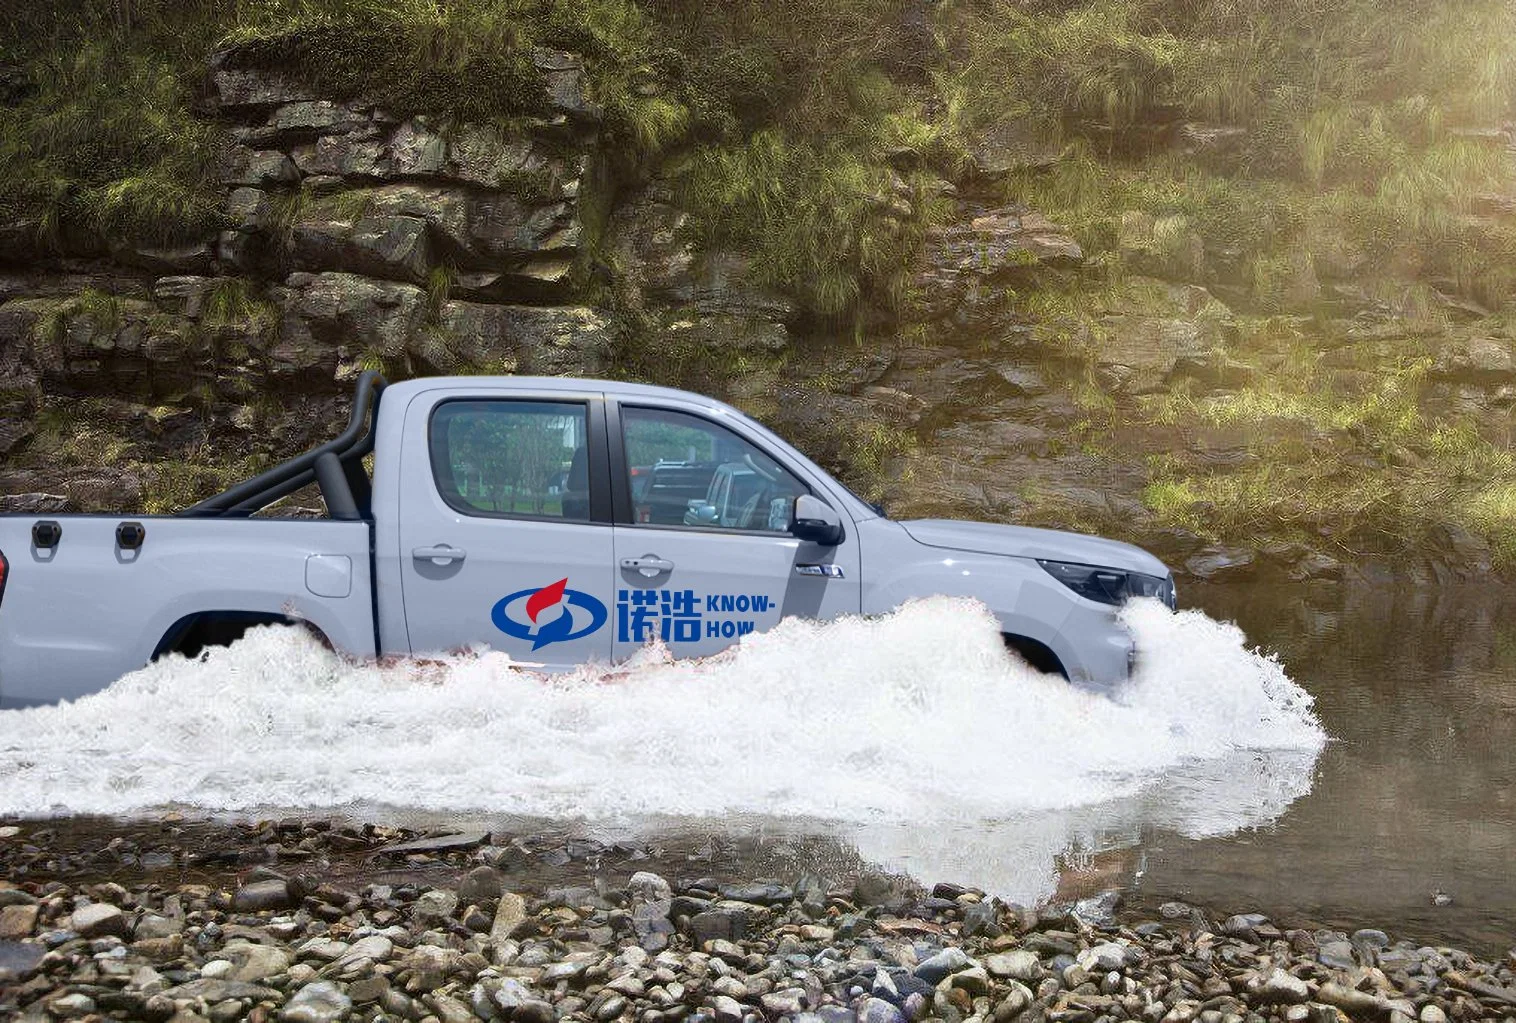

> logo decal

[{"left": 492, "top": 578, "right": 608, "bottom": 650}]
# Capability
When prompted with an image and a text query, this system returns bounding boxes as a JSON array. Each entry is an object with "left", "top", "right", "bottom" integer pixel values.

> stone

[
  {"left": 338, "top": 934, "right": 393, "bottom": 965},
  {"left": 282, "top": 980, "right": 353, "bottom": 1023},
  {"left": 49, "top": 993, "right": 97, "bottom": 1018},
  {"left": 633, "top": 899, "right": 675, "bottom": 952},
  {"left": 0, "top": 940, "right": 46, "bottom": 982},
  {"left": 1072, "top": 890, "right": 1122, "bottom": 928},
  {"left": 629, "top": 872, "right": 673, "bottom": 903},
  {"left": 163, "top": 979, "right": 282, "bottom": 1002},
  {"left": 133, "top": 914, "right": 183, "bottom": 940},
  {"left": 992, "top": 982, "right": 1033, "bottom": 1022},
  {"left": 713, "top": 995, "right": 745, "bottom": 1023},
  {"left": 961, "top": 902, "right": 1001, "bottom": 938},
  {"left": 291, "top": 214, "right": 432, "bottom": 283},
  {"left": 949, "top": 966, "right": 991, "bottom": 997},
  {"left": 1316, "top": 941, "right": 1357, "bottom": 971},
  {"left": 763, "top": 988, "right": 809, "bottom": 1015},
  {"left": 516, "top": 998, "right": 558, "bottom": 1023},
  {"left": 985, "top": 951, "right": 1041, "bottom": 983},
  {"left": 376, "top": 830, "right": 489, "bottom": 855},
  {"left": 233, "top": 878, "right": 296, "bottom": 912},
  {"left": 71, "top": 902, "right": 128, "bottom": 938},
  {"left": 458, "top": 866, "right": 505, "bottom": 904},
  {"left": 1077, "top": 943, "right": 1132, "bottom": 973},
  {"left": 1185, "top": 547, "right": 1256, "bottom": 582},
  {"left": 862, "top": 996, "right": 908, "bottom": 1023},
  {"left": 426, "top": 992, "right": 477, "bottom": 1023},
  {"left": 689, "top": 907, "right": 749, "bottom": 944},
  {"left": 1251, "top": 968, "right": 1309, "bottom": 1004},
  {"left": 222, "top": 940, "right": 291, "bottom": 982},
  {"left": 492, "top": 892, "right": 529, "bottom": 940},
  {"left": 0, "top": 903, "right": 38, "bottom": 939},
  {"left": 212, "top": 68, "right": 317, "bottom": 108},
  {"left": 915, "top": 947, "right": 973, "bottom": 984},
  {"left": 222, "top": 147, "right": 301, "bottom": 188}
]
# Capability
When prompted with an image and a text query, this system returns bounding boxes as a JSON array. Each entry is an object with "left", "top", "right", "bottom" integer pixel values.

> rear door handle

[
  {"left": 413, "top": 544, "right": 467, "bottom": 565},
  {"left": 621, "top": 555, "right": 674, "bottom": 577}
]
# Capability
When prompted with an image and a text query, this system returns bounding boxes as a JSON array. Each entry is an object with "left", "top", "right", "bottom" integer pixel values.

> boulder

[{"left": 290, "top": 215, "right": 433, "bottom": 283}]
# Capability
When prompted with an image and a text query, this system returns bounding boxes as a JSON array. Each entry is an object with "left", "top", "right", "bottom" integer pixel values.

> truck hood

[{"left": 900, "top": 519, "right": 1169, "bottom": 577}]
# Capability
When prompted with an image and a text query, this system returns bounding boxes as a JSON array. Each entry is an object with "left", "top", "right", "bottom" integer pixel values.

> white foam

[{"left": 0, "top": 597, "right": 1323, "bottom": 832}]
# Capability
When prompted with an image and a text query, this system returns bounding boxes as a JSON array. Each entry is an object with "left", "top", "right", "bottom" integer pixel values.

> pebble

[
  {"left": 281, "top": 980, "right": 352, "bottom": 1023},
  {"left": 70, "top": 902, "right": 127, "bottom": 938},
  {"left": 0, "top": 817, "right": 1509, "bottom": 1023}
]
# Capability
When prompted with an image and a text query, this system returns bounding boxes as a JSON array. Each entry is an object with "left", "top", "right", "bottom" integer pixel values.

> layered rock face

[{"left": 0, "top": 49, "right": 1088, "bottom": 521}]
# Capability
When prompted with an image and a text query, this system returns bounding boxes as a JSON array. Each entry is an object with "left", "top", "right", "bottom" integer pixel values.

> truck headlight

[{"left": 1038, "top": 560, "right": 1176, "bottom": 609}]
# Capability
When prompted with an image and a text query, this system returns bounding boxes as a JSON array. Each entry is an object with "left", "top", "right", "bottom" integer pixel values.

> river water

[{"left": 0, "top": 585, "right": 1511, "bottom": 951}]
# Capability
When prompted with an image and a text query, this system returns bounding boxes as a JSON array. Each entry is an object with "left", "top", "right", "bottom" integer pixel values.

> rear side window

[{"left": 430, "top": 400, "right": 591, "bottom": 521}]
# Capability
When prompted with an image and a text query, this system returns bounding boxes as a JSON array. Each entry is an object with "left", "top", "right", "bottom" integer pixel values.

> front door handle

[
  {"left": 621, "top": 555, "right": 674, "bottom": 577},
  {"left": 413, "top": 544, "right": 467, "bottom": 565}
]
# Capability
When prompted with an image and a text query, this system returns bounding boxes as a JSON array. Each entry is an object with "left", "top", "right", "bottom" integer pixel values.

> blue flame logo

[{"left": 491, "top": 578, "right": 608, "bottom": 651}]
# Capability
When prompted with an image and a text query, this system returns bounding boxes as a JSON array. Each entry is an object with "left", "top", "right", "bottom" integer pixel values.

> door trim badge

[{"left": 794, "top": 564, "right": 845, "bottom": 578}]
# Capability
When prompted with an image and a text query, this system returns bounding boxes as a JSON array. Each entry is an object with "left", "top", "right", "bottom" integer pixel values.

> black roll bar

[{"left": 181, "top": 371, "right": 388, "bottom": 519}]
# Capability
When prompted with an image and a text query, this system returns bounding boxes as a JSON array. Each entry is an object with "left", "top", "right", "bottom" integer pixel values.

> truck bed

[{"left": 0, "top": 516, "right": 376, "bottom": 708}]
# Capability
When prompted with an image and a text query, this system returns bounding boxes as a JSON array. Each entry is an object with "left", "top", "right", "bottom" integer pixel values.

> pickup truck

[{"left": 0, "top": 373, "right": 1175, "bottom": 708}]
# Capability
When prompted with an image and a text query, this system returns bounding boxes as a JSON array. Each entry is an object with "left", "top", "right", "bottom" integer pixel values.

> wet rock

[
  {"left": 0, "top": 940, "right": 46, "bottom": 982},
  {"left": 985, "top": 951, "right": 1041, "bottom": 983},
  {"left": 1250, "top": 968, "right": 1309, "bottom": 1004},
  {"left": 71, "top": 902, "right": 128, "bottom": 938},
  {"left": 0, "top": 902, "right": 39, "bottom": 939},
  {"left": 915, "top": 947, "right": 973, "bottom": 984},
  {"left": 234, "top": 878, "right": 295, "bottom": 912},
  {"left": 1077, "top": 942, "right": 1133, "bottom": 973},
  {"left": 1185, "top": 547, "right": 1256, "bottom": 582},
  {"left": 689, "top": 907, "right": 749, "bottom": 944},
  {"left": 282, "top": 980, "right": 353, "bottom": 1023},
  {"left": 222, "top": 939, "right": 291, "bottom": 982},
  {"left": 493, "top": 891, "right": 529, "bottom": 939},
  {"left": 961, "top": 901, "right": 1002, "bottom": 938},
  {"left": 458, "top": 865, "right": 505, "bottom": 903},
  {"left": 516, "top": 998, "right": 559, "bottom": 1023},
  {"left": 376, "top": 831, "right": 490, "bottom": 856},
  {"left": 862, "top": 996, "right": 908, "bottom": 1023}
]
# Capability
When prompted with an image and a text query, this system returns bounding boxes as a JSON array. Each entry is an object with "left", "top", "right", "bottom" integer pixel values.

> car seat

[{"left": 561, "top": 445, "right": 590, "bottom": 519}]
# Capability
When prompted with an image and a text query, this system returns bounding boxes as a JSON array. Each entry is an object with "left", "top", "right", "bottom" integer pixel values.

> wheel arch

[{"left": 152, "top": 611, "right": 332, "bottom": 661}]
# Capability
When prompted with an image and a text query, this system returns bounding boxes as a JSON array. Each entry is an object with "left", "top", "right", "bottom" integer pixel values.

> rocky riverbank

[{"left": 2, "top": 818, "right": 1514, "bottom": 1023}]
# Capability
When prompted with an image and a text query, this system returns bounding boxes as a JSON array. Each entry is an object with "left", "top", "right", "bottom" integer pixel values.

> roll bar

[{"left": 181, "top": 371, "right": 388, "bottom": 520}]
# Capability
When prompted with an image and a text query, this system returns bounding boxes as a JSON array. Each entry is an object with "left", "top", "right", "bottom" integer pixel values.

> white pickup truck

[{"left": 0, "top": 373, "right": 1175, "bottom": 707}]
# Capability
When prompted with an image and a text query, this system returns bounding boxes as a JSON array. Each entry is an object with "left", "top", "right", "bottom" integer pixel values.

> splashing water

[{"left": 0, "top": 597, "right": 1324, "bottom": 830}]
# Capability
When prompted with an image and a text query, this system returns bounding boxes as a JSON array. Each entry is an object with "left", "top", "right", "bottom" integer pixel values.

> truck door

[
  {"left": 398, "top": 392, "right": 615, "bottom": 667},
  {"left": 609, "top": 401, "right": 861, "bottom": 661}
]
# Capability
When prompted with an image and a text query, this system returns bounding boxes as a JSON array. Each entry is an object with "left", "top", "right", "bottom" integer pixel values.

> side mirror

[{"left": 789, "top": 494, "right": 844, "bottom": 546}]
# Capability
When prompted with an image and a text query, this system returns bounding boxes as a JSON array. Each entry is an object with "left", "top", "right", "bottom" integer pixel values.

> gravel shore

[{"left": 2, "top": 818, "right": 1514, "bottom": 1023}]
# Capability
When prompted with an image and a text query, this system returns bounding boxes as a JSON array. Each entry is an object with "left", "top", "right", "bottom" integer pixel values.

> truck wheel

[{"left": 1002, "top": 634, "right": 1067, "bottom": 678}]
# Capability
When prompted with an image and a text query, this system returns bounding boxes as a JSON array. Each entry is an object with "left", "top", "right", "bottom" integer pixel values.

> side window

[
  {"left": 431, "top": 400, "right": 591, "bottom": 521},
  {"left": 623, "top": 407, "right": 807, "bottom": 532}
]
